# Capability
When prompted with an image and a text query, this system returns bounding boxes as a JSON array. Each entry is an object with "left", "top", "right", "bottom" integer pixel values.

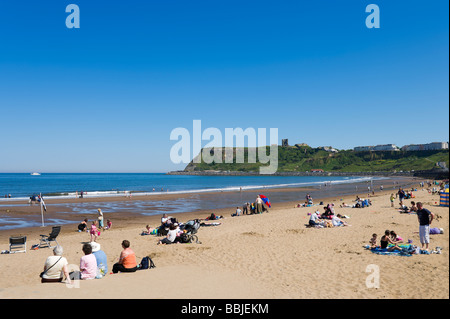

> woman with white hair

[{"left": 41, "top": 245, "right": 71, "bottom": 284}]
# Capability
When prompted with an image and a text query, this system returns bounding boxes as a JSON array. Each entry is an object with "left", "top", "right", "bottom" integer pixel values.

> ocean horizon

[{"left": 0, "top": 173, "right": 387, "bottom": 201}]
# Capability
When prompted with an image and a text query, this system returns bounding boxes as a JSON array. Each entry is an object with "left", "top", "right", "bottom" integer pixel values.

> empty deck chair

[
  {"left": 9, "top": 236, "right": 27, "bottom": 253},
  {"left": 39, "top": 226, "right": 61, "bottom": 248}
]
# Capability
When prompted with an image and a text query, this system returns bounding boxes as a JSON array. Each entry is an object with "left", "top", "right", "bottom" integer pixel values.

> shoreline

[{"left": 0, "top": 176, "right": 420, "bottom": 233}]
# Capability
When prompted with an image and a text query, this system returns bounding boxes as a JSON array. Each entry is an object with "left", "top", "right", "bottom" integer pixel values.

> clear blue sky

[{"left": 0, "top": 0, "right": 448, "bottom": 173}]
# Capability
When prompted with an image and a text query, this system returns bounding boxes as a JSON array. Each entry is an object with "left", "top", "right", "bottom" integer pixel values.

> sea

[{"left": 0, "top": 173, "right": 385, "bottom": 200}]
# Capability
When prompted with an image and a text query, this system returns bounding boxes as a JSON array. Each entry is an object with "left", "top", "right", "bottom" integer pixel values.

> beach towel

[{"left": 364, "top": 244, "right": 416, "bottom": 257}]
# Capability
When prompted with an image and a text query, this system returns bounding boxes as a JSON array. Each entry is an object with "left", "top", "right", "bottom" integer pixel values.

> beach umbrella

[{"left": 259, "top": 194, "right": 271, "bottom": 208}]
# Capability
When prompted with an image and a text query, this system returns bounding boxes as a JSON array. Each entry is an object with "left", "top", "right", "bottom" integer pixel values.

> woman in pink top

[{"left": 69, "top": 243, "right": 98, "bottom": 280}]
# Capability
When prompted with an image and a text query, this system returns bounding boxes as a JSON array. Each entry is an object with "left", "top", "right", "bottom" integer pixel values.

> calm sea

[{"left": 0, "top": 173, "right": 382, "bottom": 200}]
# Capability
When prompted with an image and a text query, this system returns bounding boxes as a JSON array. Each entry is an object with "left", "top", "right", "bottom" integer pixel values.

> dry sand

[{"left": 0, "top": 185, "right": 448, "bottom": 299}]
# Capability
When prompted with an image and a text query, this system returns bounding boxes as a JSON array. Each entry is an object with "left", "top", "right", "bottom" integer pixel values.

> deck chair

[
  {"left": 9, "top": 236, "right": 27, "bottom": 253},
  {"left": 39, "top": 226, "right": 61, "bottom": 248}
]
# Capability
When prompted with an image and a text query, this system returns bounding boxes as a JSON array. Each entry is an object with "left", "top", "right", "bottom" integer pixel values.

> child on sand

[
  {"left": 90, "top": 221, "right": 99, "bottom": 242},
  {"left": 390, "top": 194, "right": 395, "bottom": 207},
  {"left": 369, "top": 233, "right": 378, "bottom": 249},
  {"left": 105, "top": 219, "right": 112, "bottom": 230}
]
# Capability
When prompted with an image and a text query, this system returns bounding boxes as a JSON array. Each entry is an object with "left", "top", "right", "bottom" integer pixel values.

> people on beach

[
  {"left": 380, "top": 230, "right": 402, "bottom": 251},
  {"left": 158, "top": 224, "right": 178, "bottom": 245},
  {"left": 242, "top": 202, "right": 250, "bottom": 215},
  {"left": 309, "top": 210, "right": 322, "bottom": 227},
  {"left": 69, "top": 243, "right": 97, "bottom": 280},
  {"left": 390, "top": 194, "right": 395, "bottom": 207},
  {"left": 97, "top": 209, "right": 104, "bottom": 230},
  {"left": 112, "top": 240, "right": 137, "bottom": 273},
  {"left": 397, "top": 188, "right": 406, "bottom": 206},
  {"left": 389, "top": 230, "right": 403, "bottom": 244},
  {"left": 90, "top": 242, "right": 108, "bottom": 278},
  {"left": 90, "top": 220, "right": 99, "bottom": 242},
  {"left": 416, "top": 202, "right": 435, "bottom": 251},
  {"left": 369, "top": 234, "right": 378, "bottom": 249},
  {"left": 141, "top": 225, "right": 155, "bottom": 236},
  {"left": 255, "top": 195, "right": 263, "bottom": 214},
  {"left": 331, "top": 215, "right": 349, "bottom": 227},
  {"left": 409, "top": 201, "right": 418, "bottom": 213},
  {"left": 78, "top": 218, "right": 88, "bottom": 232},
  {"left": 161, "top": 214, "right": 172, "bottom": 226},
  {"left": 41, "top": 245, "right": 71, "bottom": 284},
  {"left": 232, "top": 206, "right": 242, "bottom": 217},
  {"left": 105, "top": 219, "right": 112, "bottom": 230}
]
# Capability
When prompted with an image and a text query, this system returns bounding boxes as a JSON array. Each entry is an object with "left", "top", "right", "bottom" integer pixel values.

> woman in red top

[{"left": 112, "top": 240, "right": 137, "bottom": 273}]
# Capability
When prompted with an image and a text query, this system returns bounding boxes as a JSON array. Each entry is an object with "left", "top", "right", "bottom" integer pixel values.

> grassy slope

[{"left": 187, "top": 147, "right": 449, "bottom": 173}]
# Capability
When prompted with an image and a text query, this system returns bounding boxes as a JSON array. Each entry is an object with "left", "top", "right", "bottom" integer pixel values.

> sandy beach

[{"left": 0, "top": 180, "right": 448, "bottom": 299}]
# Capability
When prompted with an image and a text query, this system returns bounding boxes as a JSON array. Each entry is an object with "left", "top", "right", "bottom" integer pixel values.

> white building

[
  {"left": 373, "top": 144, "right": 400, "bottom": 151},
  {"left": 402, "top": 142, "right": 448, "bottom": 151},
  {"left": 424, "top": 142, "right": 449, "bottom": 150}
]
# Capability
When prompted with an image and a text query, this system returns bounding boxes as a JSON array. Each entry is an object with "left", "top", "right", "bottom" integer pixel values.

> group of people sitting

[
  {"left": 308, "top": 204, "right": 350, "bottom": 228},
  {"left": 41, "top": 239, "right": 140, "bottom": 284},
  {"left": 140, "top": 214, "right": 203, "bottom": 245},
  {"left": 369, "top": 230, "right": 404, "bottom": 251},
  {"left": 232, "top": 197, "right": 269, "bottom": 217},
  {"left": 400, "top": 201, "right": 418, "bottom": 214}
]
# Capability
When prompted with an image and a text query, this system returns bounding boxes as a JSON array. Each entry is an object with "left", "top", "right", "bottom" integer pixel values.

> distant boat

[{"left": 30, "top": 172, "right": 41, "bottom": 176}]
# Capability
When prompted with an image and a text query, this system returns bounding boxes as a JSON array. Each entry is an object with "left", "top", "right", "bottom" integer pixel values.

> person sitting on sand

[
  {"left": 90, "top": 242, "right": 108, "bottom": 278},
  {"left": 41, "top": 245, "right": 71, "bottom": 284},
  {"left": 389, "top": 230, "right": 404, "bottom": 244},
  {"left": 232, "top": 206, "right": 242, "bottom": 217},
  {"left": 105, "top": 219, "right": 112, "bottom": 230},
  {"left": 380, "top": 230, "right": 402, "bottom": 251},
  {"left": 69, "top": 243, "right": 97, "bottom": 280},
  {"left": 321, "top": 206, "right": 333, "bottom": 219},
  {"left": 309, "top": 210, "right": 322, "bottom": 227},
  {"left": 409, "top": 201, "right": 418, "bottom": 213},
  {"left": 369, "top": 234, "right": 378, "bottom": 249},
  {"left": 112, "top": 240, "right": 137, "bottom": 273},
  {"left": 161, "top": 214, "right": 171, "bottom": 226},
  {"left": 78, "top": 218, "right": 88, "bottom": 232},
  {"left": 158, "top": 224, "right": 178, "bottom": 245}
]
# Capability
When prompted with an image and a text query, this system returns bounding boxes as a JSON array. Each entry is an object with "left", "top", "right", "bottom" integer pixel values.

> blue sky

[{"left": 0, "top": 0, "right": 448, "bottom": 173}]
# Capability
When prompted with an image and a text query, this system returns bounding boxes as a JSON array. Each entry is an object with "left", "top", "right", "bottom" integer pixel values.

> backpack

[{"left": 139, "top": 256, "right": 156, "bottom": 270}]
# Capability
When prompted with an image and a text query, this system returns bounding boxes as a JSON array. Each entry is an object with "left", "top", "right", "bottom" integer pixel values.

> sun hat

[{"left": 90, "top": 242, "right": 101, "bottom": 252}]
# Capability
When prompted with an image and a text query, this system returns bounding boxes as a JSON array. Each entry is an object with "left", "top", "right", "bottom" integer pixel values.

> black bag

[{"left": 139, "top": 256, "right": 156, "bottom": 270}]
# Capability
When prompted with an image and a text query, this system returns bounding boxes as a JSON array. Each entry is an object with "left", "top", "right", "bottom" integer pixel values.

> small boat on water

[{"left": 30, "top": 172, "right": 41, "bottom": 176}]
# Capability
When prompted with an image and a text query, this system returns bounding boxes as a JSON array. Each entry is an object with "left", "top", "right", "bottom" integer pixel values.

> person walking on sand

[
  {"left": 90, "top": 220, "right": 99, "bottom": 242},
  {"left": 416, "top": 202, "right": 435, "bottom": 251},
  {"left": 390, "top": 194, "right": 395, "bottom": 207}
]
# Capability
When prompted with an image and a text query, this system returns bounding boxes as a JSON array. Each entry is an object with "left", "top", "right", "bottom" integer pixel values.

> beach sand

[{"left": 0, "top": 183, "right": 448, "bottom": 299}]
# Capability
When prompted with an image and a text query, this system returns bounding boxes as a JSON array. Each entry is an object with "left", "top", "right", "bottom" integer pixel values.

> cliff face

[{"left": 180, "top": 147, "right": 449, "bottom": 175}]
